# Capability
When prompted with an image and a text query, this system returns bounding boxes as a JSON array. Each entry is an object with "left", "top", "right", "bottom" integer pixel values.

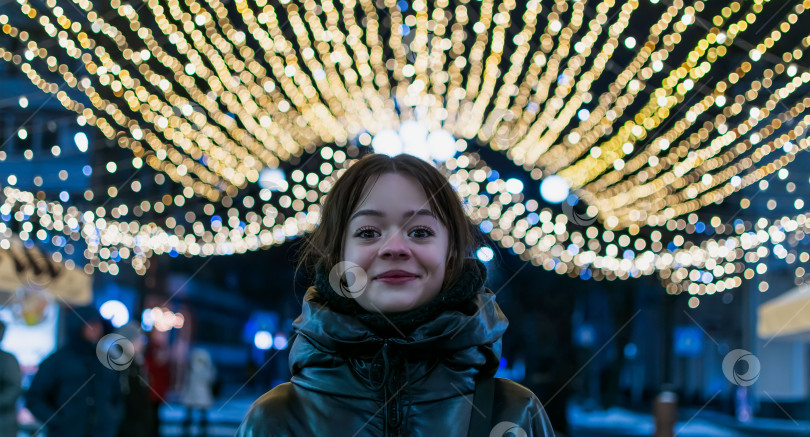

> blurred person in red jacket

[{"left": 145, "top": 330, "right": 172, "bottom": 437}]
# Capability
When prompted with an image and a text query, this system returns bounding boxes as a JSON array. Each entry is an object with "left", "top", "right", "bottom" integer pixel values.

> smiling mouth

[{"left": 375, "top": 276, "right": 417, "bottom": 283}]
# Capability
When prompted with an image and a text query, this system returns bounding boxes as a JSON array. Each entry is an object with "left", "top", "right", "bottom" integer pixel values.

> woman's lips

[{"left": 375, "top": 276, "right": 417, "bottom": 284}]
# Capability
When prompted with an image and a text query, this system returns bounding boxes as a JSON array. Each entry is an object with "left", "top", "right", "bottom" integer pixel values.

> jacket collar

[{"left": 287, "top": 259, "right": 509, "bottom": 402}]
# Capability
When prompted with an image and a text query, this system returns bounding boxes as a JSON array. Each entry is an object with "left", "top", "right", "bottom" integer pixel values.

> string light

[{"left": 1, "top": 0, "right": 807, "bottom": 298}]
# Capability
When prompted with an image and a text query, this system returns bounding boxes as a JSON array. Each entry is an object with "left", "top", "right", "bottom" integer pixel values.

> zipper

[{"left": 379, "top": 338, "right": 403, "bottom": 437}]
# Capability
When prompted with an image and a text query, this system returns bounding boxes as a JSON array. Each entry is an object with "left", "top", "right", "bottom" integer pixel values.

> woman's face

[{"left": 342, "top": 172, "right": 450, "bottom": 313}]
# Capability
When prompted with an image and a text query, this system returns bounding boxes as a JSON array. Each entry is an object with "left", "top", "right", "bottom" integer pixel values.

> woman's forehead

[
  {"left": 347, "top": 172, "right": 447, "bottom": 224},
  {"left": 357, "top": 174, "right": 432, "bottom": 203},
  {"left": 349, "top": 207, "right": 437, "bottom": 223}
]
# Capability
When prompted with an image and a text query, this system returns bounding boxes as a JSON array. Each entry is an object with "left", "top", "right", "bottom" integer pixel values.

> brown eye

[
  {"left": 411, "top": 227, "right": 435, "bottom": 238},
  {"left": 355, "top": 226, "right": 377, "bottom": 238}
]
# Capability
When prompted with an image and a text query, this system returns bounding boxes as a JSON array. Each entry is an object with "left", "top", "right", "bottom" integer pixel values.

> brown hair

[{"left": 295, "top": 153, "right": 485, "bottom": 292}]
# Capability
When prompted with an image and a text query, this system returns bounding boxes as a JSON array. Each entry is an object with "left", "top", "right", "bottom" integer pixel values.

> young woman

[{"left": 237, "top": 153, "right": 555, "bottom": 436}]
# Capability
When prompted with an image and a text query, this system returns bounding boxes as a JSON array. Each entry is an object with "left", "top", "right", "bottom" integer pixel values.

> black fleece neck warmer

[{"left": 311, "top": 258, "right": 488, "bottom": 338}]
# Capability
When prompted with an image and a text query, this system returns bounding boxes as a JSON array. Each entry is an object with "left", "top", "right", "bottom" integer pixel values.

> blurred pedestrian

[
  {"left": 0, "top": 320, "right": 22, "bottom": 437},
  {"left": 115, "top": 322, "right": 154, "bottom": 437},
  {"left": 180, "top": 347, "right": 216, "bottom": 437},
  {"left": 236, "top": 154, "right": 555, "bottom": 436},
  {"left": 145, "top": 330, "right": 172, "bottom": 436},
  {"left": 26, "top": 305, "right": 124, "bottom": 437}
]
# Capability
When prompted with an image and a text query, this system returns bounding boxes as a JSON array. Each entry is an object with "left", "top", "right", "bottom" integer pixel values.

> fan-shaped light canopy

[{"left": 0, "top": 0, "right": 809, "bottom": 301}]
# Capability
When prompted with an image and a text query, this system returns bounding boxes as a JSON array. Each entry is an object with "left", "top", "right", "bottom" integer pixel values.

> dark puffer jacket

[
  {"left": 237, "top": 259, "right": 555, "bottom": 436},
  {"left": 25, "top": 307, "right": 124, "bottom": 437}
]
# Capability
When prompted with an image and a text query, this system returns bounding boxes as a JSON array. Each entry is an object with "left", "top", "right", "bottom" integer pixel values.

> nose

[{"left": 378, "top": 230, "right": 411, "bottom": 258}]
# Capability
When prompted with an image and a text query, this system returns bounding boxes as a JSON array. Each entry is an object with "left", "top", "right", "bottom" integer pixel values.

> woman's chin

[{"left": 362, "top": 288, "right": 424, "bottom": 313}]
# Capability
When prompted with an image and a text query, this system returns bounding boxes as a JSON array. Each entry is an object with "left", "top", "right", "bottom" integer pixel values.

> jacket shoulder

[
  {"left": 236, "top": 382, "right": 300, "bottom": 437},
  {"left": 492, "top": 378, "right": 556, "bottom": 436},
  {"left": 493, "top": 377, "right": 536, "bottom": 401}
]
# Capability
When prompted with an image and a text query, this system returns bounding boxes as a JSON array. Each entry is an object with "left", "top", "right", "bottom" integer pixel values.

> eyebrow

[{"left": 349, "top": 208, "right": 436, "bottom": 222}]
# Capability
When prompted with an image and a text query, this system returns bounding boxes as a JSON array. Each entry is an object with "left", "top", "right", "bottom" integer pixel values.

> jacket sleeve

[
  {"left": 25, "top": 356, "right": 58, "bottom": 423},
  {"left": 236, "top": 383, "right": 299, "bottom": 437},
  {"left": 236, "top": 401, "right": 281, "bottom": 437},
  {"left": 492, "top": 378, "right": 556, "bottom": 437},
  {"left": 526, "top": 397, "right": 556, "bottom": 437},
  {"left": 0, "top": 353, "right": 21, "bottom": 408}
]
